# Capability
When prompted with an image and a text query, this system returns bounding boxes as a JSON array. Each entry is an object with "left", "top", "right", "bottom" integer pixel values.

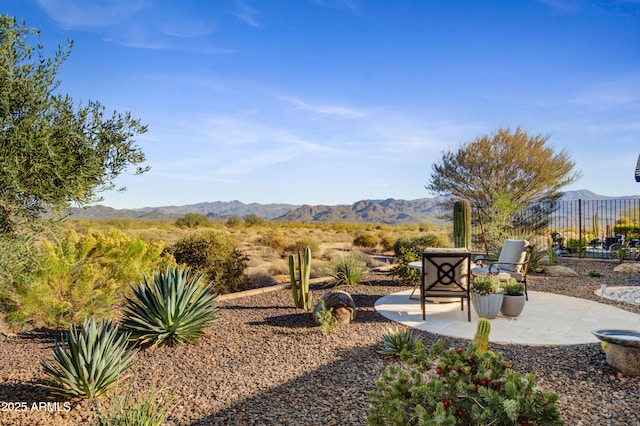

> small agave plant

[
  {"left": 377, "top": 327, "right": 419, "bottom": 358},
  {"left": 41, "top": 318, "right": 135, "bottom": 399},
  {"left": 122, "top": 266, "right": 219, "bottom": 346}
]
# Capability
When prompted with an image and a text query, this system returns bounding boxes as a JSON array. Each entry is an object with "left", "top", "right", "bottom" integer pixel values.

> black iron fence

[{"left": 471, "top": 198, "right": 640, "bottom": 260}]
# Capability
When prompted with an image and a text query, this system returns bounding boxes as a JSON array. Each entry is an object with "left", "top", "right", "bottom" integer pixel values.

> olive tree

[
  {"left": 0, "top": 15, "right": 148, "bottom": 235},
  {"left": 426, "top": 126, "right": 581, "bottom": 251}
]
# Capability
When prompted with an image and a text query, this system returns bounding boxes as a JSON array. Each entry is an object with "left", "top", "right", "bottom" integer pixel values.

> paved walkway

[{"left": 374, "top": 290, "right": 640, "bottom": 346}]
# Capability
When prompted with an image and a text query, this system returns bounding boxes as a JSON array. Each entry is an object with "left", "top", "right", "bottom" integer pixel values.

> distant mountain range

[{"left": 67, "top": 190, "right": 639, "bottom": 225}]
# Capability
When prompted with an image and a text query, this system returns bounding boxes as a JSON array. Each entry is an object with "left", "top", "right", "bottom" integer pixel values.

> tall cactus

[
  {"left": 593, "top": 213, "right": 599, "bottom": 237},
  {"left": 289, "top": 246, "right": 311, "bottom": 310},
  {"left": 453, "top": 199, "right": 471, "bottom": 250},
  {"left": 473, "top": 318, "right": 491, "bottom": 354}
]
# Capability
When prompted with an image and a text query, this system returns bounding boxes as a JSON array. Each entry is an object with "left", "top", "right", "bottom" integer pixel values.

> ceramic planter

[
  {"left": 501, "top": 294, "right": 526, "bottom": 317},
  {"left": 471, "top": 292, "right": 503, "bottom": 319}
]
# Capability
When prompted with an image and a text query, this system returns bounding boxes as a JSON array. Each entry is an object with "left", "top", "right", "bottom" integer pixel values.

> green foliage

[
  {"left": 289, "top": 247, "right": 312, "bottom": 310},
  {"left": 122, "top": 266, "right": 219, "bottom": 346},
  {"left": 0, "top": 15, "right": 148, "bottom": 236},
  {"left": 587, "top": 269, "right": 602, "bottom": 278},
  {"left": 566, "top": 238, "right": 587, "bottom": 254},
  {"left": 547, "top": 237, "right": 559, "bottom": 265},
  {"left": 95, "top": 387, "right": 174, "bottom": 426},
  {"left": 175, "top": 213, "right": 212, "bottom": 229},
  {"left": 353, "top": 233, "right": 378, "bottom": 248},
  {"left": 393, "top": 234, "right": 450, "bottom": 257},
  {"left": 368, "top": 338, "right": 563, "bottom": 425},
  {"left": 427, "top": 126, "right": 580, "bottom": 221},
  {"left": 290, "top": 236, "right": 320, "bottom": 255},
  {"left": 330, "top": 254, "right": 366, "bottom": 286},
  {"left": 8, "top": 229, "right": 173, "bottom": 328},
  {"left": 168, "top": 230, "right": 249, "bottom": 294},
  {"left": 377, "top": 327, "right": 419, "bottom": 359},
  {"left": 392, "top": 247, "right": 421, "bottom": 286},
  {"left": 379, "top": 233, "right": 396, "bottom": 252},
  {"left": 501, "top": 278, "right": 524, "bottom": 296},
  {"left": 41, "top": 318, "right": 136, "bottom": 399},
  {"left": 244, "top": 214, "right": 265, "bottom": 226},
  {"left": 225, "top": 215, "right": 242, "bottom": 228},
  {"left": 471, "top": 275, "right": 502, "bottom": 296},
  {"left": 613, "top": 224, "right": 640, "bottom": 240},
  {"left": 316, "top": 299, "right": 334, "bottom": 336}
]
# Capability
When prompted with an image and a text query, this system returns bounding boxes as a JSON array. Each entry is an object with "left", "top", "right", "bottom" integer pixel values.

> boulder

[
  {"left": 541, "top": 265, "right": 578, "bottom": 276},
  {"left": 614, "top": 263, "right": 640, "bottom": 274},
  {"left": 606, "top": 343, "right": 640, "bottom": 376},
  {"left": 313, "top": 290, "right": 356, "bottom": 325}
]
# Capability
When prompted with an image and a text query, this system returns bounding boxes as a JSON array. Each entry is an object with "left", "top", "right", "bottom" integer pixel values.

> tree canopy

[
  {"left": 427, "top": 126, "right": 581, "bottom": 215},
  {"left": 0, "top": 15, "right": 148, "bottom": 235}
]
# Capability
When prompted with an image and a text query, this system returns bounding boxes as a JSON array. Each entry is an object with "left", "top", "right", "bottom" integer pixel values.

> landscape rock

[
  {"left": 313, "top": 290, "right": 356, "bottom": 325},
  {"left": 605, "top": 343, "right": 640, "bottom": 376},
  {"left": 541, "top": 265, "right": 578, "bottom": 276},
  {"left": 614, "top": 263, "right": 640, "bottom": 274}
]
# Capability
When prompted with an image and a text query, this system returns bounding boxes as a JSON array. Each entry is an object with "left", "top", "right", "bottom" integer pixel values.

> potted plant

[
  {"left": 500, "top": 278, "right": 526, "bottom": 317},
  {"left": 470, "top": 275, "right": 503, "bottom": 319}
]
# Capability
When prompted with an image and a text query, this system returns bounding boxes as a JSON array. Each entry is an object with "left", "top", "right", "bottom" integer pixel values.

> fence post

[{"left": 578, "top": 199, "right": 583, "bottom": 259}]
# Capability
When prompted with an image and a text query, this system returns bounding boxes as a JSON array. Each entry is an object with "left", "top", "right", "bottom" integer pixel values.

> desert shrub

[
  {"left": 289, "top": 236, "right": 320, "bottom": 255},
  {"left": 393, "top": 234, "right": 450, "bottom": 257},
  {"left": 244, "top": 214, "right": 265, "bottom": 227},
  {"left": 168, "top": 230, "right": 249, "bottom": 294},
  {"left": 0, "top": 233, "right": 43, "bottom": 312},
  {"left": 392, "top": 247, "right": 420, "bottom": 286},
  {"left": 353, "top": 233, "right": 378, "bottom": 248},
  {"left": 175, "top": 213, "right": 212, "bottom": 228},
  {"left": 379, "top": 233, "right": 395, "bottom": 252},
  {"left": 122, "top": 266, "right": 218, "bottom": 346},
  {"left": 566, "top": 237, "right": 588, "bottom": 254},
  {"left": 369, "top": 339, "right": 563, "bottom": 425},
  {"left": 330, "top": 254, "right": 366, "bottom": 286},
  {"left": 41, "top": 318, "right": 136, "bottom": 399},
  {"left": 258, "top": 231, "right": 290, "bottom": 254},
  {"left": 225, "top": 215, "right": 242, "bottom": 228},
  {"left": 8, "top": 229, "right": 173, "bottom": 328}
]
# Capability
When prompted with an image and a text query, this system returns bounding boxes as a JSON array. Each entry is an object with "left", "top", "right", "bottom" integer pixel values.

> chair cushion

[
  {"left": 472, "top": 267, "right": 522, "bottom": 282},
  {"left": 497, "top": 240, "right": 529, "bottom": 272}
]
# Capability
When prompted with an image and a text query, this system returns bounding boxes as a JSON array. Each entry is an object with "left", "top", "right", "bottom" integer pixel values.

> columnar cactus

[
  {"left": 289, "top": 246, "right": 311, "bottom": 310},
  {"left": 473, "top": 318, "right": 491, "bottom": 354},
  {"left": 453, "top": 199, "right": 471, "bottom": 250},
  {"left": 593, "top": 212, "right": 599, "bottom": 237}
]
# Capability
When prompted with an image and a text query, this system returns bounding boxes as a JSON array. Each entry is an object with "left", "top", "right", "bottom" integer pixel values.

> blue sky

[{"left": 4, "top": 0, "right": 640, "bottom": 208}]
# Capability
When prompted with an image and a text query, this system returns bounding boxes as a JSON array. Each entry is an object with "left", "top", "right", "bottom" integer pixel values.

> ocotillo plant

[
  {"left": 453, "top": 199, "right": 471, "bottom": 250},
  {"left": 288, "top": 246, "right": 311, "bottom": 309},
  {"left": 473, "top": 318, "right": 491, "bottom": 354}
]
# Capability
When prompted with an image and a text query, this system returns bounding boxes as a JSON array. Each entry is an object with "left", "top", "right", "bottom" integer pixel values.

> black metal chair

[{"left": 421, "top": 248, "right": 471, "bottom": 321}]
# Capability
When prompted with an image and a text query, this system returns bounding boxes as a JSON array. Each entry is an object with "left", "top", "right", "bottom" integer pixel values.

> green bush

[
  {"left": 290, "top": 236, "right": 320, "bottom": 255},
  {"left": 41, "top": 318, "right": 136, "bottom": 399},
  {"left": 392, "top": 247, "right": 420, "bottom": 286},
  {"left": 393, "top": 234, "right": 450, "bottom": 257},
  {"left": 175, "top": 213, "right": 212, "bottom": 228},
  {"left": 566, "top": 237, "right": 588, "bottom": 254},
  {"left": 123, "top": 266, "right": 218, "bottom": 346},
  {"left": 244, "top": 214, "right": 265, "bottom": 226},
  {"left": 369, "top": 339, "right": 563, "bottom": 425},
  {"left": 168, "top": 230, "right": 249, "bottom": 294},
  {"left": 330, "top": 254, "right": 366, "bottom": 286},
  {"left": 379, "top": 234, "right": 395, "bottom": 252},
  {"left": 8, "top": 229, "right": 173, "bottom": 328},
  {"left": 96, "top": 387, "right": 174, "bottom": 426},
  {"left": 353, "top": 233, "right": 378, "bottom": 248}
]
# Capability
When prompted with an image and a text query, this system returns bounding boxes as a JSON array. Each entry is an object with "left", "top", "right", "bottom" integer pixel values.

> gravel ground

[{"left": 0, "top": 258, "right": 639, "bottom": 425}]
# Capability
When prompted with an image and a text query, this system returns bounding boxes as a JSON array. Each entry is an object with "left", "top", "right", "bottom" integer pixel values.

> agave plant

[
  {"left": 41, "top": 318, "right": 135, "bottom": 399},
  {"left": 122, "top": 266, "right": 219, "bottom": 346},
  {"left": 377, "top": 327, "right": 419, "bottom": 358}
]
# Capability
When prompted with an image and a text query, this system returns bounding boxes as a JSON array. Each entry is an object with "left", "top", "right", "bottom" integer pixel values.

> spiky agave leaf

[
  {"left": 377, "top": 327, "right": 419, "bottom": 358},
  {"left": 122, "top": 266, "right": 219, "bottom": 346},
  {"left": 41, "top": 318, "right": 135, "bottom": 399}
]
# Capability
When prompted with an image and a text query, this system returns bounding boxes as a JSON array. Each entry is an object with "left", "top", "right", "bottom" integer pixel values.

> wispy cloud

[
  {"left": 232, "top": 0, "right": 261, "bottom": 27},
  {"left": 36, "top": 0, "right": 150, "bottom": 28},
  {"left": 309, "top": 0, "right": 361, "bottom": 14},
  {"left": 279, "top": 95, "right": 366, "bottom": 119},
  {"left": 568, "top": 75, "right": 640, "bottom": 109}
]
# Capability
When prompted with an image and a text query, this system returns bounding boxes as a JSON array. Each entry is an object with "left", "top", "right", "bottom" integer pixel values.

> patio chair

[
  {"left": 421, "top": 248, "right": 471, "bottom": 321},
  {"left": 472, "top": 240, "right": 534, "bottom": 300}
]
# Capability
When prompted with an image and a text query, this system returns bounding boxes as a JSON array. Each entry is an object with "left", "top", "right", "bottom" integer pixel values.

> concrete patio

[{"left": 374, "top": 289, "right": 640, "bottom": 345}]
